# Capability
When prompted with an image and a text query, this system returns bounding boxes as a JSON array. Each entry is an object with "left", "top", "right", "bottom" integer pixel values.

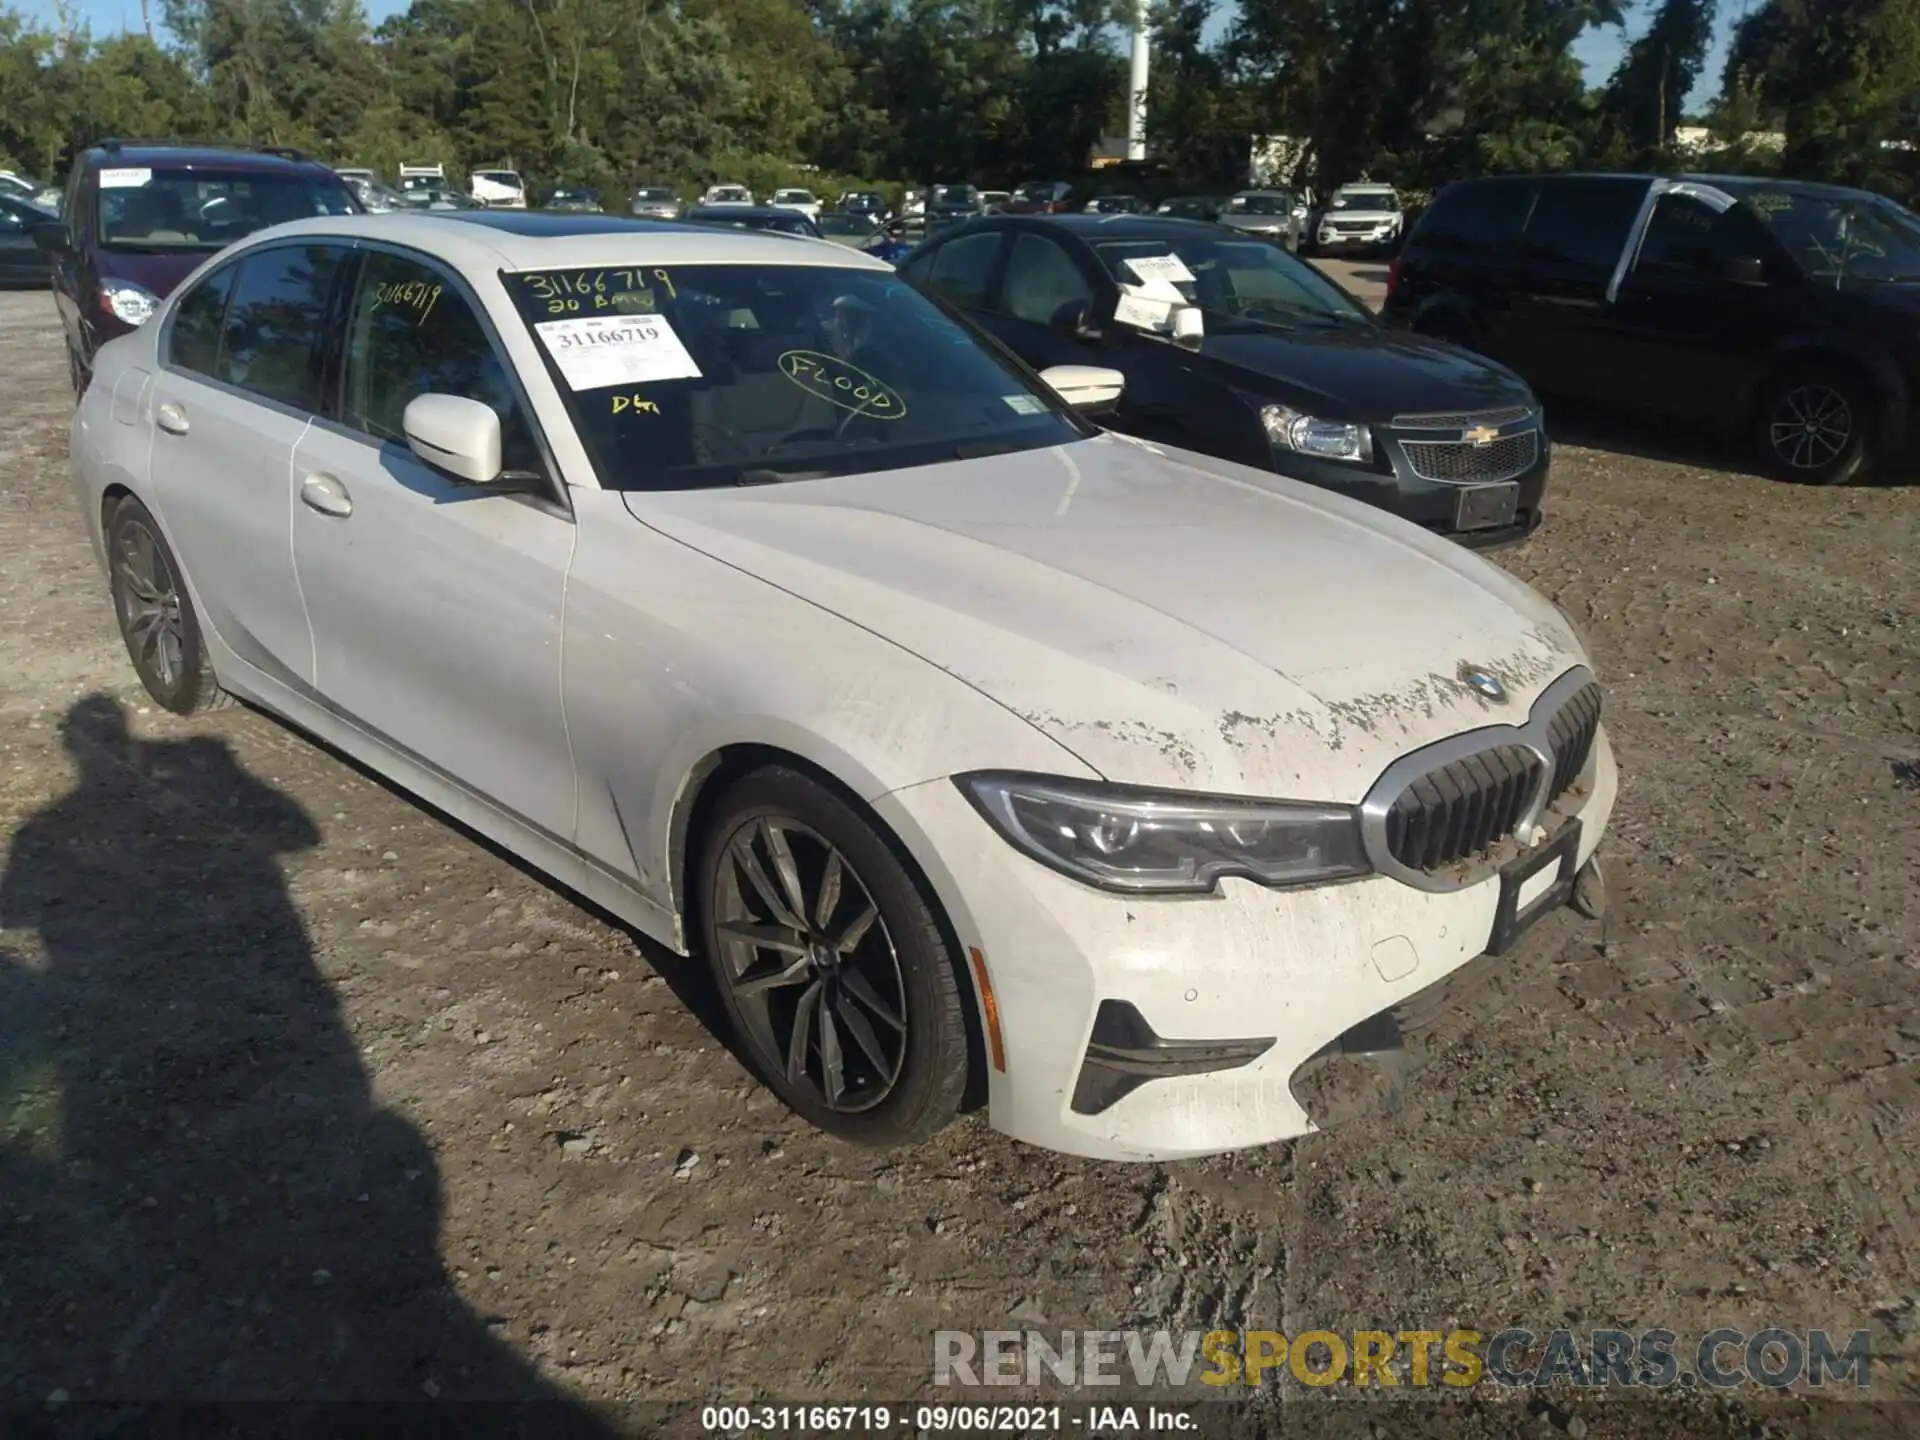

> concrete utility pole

[{"left": 1126, "top": 0, "right": 1150, "bottom": 160}]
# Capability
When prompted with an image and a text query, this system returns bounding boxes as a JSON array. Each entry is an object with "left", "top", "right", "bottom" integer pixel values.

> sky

[{"left": 23, "top": 0, "right": 1749, "bottom": 113}]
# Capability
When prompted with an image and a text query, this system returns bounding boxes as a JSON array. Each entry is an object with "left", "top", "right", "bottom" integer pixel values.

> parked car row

[{"left": 65, "top": 204, "right": 1618, "bottom": 1162}]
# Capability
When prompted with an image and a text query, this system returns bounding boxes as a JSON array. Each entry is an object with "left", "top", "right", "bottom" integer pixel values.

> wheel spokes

[
  {"left": 830, "top": 988, "right": 892, "bottom": 1073},
  {"left": 814, "top": 848, "right": 843, "bottom": 931},
  {"left": 833, "top": 901, "right": 879, "bottom": 956},
  {"left": 715, "top": 919, "right": 808, "bottom": 956},
  {"left": 760, "top": 820, "right": 810, "bottom": 923},
  {"left": 735, "top": 953, "right": 812, "bottom": 996},
  {"left": 786, "top": 980, "right": 822, "bottom": 1086},
  {"left": 817, "top": 994, "right": 847, "bottom": 1106},
  {"left": 731, "top": 832, "right": 805, "bottom": 930},
  {"left": 839, "top": 964, "right": 904, "bottom": 1031}
]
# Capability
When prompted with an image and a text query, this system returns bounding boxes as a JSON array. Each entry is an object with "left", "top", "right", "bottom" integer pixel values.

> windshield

[
  {"left": 1016, "top": 182, "right": 1064, "bottom": 201},
  {"left": 1739, "top": 188, "right": 1920, "bottom": 284},
  {"left": 95, "top": 168, "right": 357, "bottom": 251},
  {"left": 503, "top": 263, "right": 1086, "bottom": 489},
  {"left": 817, "top": 212, "right": 878, "bottom": 237},
  {"left": 1333, "top": 188, "right": 1398, "bottom": 210},
  {"left": 932, "top": 187, "right": 977, "bottom": 204},
  {"left": 710, "top": 187, "right": 751, "bottom": 202},
  {"left": 1159, "top": 199, "right": 1214, "bottom": 218},
  {"left": 1224, "top": 194, "right": 1291, "bottom": 216},
  {"left": 474, "top": 171, "right": 521, "bottom": 186},
  {"left": 1088, "top": 196, "right": 1140, "bottom": 214},
  {"left": 634, "top": 188, "right": 675, "bottom": 202},
  {"left": 773, "top": 191, "right": 815, "bottom": 203},
  {"left": 1091, "top": 235, "right": 1369, "bottom": 325}
]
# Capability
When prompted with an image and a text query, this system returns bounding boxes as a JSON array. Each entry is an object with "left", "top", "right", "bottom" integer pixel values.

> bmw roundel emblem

[{"left": 1460, "top": 664, "right": 1508, "bottom": 703}]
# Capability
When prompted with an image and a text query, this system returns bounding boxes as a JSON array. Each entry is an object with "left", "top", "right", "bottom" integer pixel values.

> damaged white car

[{"left": 70, "top": 212, "right": 1615, "bottom": 1161}]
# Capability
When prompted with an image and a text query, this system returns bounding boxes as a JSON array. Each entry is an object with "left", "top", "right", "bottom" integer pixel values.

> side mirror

[
  {"left": 1170, "top": 304, "right": 1205, "bottom": 351},
  {"left": 403, "top": 394, "right": 530, "bottom": 491},
  {"left": 1723, "top": 254, "right": 1766, "bottom": 285},
  {"left": 1038, "top": 364, "right": 1124, "bottom": 413},
  {"left": 33, "top": 221, "right": 69, "bottom": 255},
  {"left": 1049, "top": 298, "right": 1101, "bottom": 340}
]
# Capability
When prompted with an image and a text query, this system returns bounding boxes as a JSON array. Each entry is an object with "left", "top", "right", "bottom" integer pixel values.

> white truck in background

[{"left": 470, "top": 167, "right": 528, "bottom": 209}]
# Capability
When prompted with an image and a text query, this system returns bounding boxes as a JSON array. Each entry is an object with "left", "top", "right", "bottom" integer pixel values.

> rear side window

[
  {"left": 1522, "top": 178, "right": 1649, "bottom": 271},
  {"left": 166, "top": 262, "right": 239, "bottom": 376},
  {"left": 216, "top": 243, "right": 353, "bottom": 410},
  {"left": 1415, "top": 180, "right": 1535, "bottom": 257}
]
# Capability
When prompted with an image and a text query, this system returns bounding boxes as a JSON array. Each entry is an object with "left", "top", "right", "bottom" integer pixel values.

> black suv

[
  {"left": 37, "top": 140, "right": 358, "bottom": 392},
  {"left": 1383, "top": 172, "right": 1920, "bottom": 484}
]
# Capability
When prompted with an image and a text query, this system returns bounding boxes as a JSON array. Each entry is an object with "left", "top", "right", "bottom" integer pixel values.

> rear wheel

[
  {"left": 695, "top": 765, "right": 971, "bottom": 1146},
  {"left": 1755, "top": 366, "right": 1876, "bottom": 485},
  {"left": 106, "top": 496, "right": 231, "bottom": 714}
]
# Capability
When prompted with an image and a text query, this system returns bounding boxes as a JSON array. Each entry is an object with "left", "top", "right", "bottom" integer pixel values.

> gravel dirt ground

[{"left": 1, "top": 278, "right": 1917, "bottom": 1437}]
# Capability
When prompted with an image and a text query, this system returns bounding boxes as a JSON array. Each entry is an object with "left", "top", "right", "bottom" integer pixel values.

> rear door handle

[
  {"left": 300, "top": 472, "right": 353, "bottom": 518},
  {"left": 155, "top": 403, "right": 189, "bottom": 436}
]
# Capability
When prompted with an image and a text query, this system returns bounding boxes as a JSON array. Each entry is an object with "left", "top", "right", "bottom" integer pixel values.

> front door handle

[
  {"left": 300, "top": 472, "right": 353, "bottom": 518},
  {"left": 155, "top": 403, "right": 189, "bottom": 436}
]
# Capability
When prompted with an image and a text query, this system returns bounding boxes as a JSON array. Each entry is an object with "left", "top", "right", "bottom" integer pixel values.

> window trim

[
  {"left": 318, "top": 239, "right": 573, "bottom": 518},
  {"left": 156, "top": 239, "right": 352, "bottom": 424},
  {"left": 1611, "top": 180, "right": 1736, "bottom": 301},
  {"left": 159, "top": 254, "right": 243, "bottom": 380}
]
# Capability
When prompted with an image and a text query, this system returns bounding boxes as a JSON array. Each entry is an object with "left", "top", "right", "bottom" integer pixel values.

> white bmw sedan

[{"left": 70, "top": 212, "right": 1617, "bottom": 1161}]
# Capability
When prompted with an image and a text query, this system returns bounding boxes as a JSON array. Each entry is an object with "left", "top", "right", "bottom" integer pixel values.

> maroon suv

[{"left": 35, "top": 140, "right": 359, "bottom": 393}]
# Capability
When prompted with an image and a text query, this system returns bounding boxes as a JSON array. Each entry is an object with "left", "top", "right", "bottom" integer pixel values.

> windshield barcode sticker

[
  {"left": 534, "top": 314, "right": 702, "bottom": 390},
  {"left": 1002, "top": 394, "right": 1045, "bottom": 414},
  {"left": 99, "top": 168, "right": 153, "bottom": 189}
]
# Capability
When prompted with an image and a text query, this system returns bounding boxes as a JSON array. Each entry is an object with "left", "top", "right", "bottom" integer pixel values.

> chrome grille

[
  {"left": 1391, "top": 405, "right": 1533, "bottom": 430},
  {"left": 1380, "top": 682, "right": 1604, "bottom": 874},
  {"left": 1384, "top": 744, "right": 1541, "bottom": 873},
  {"left": 1401, "top": 430, "right": 1539, "bottom": 484}
]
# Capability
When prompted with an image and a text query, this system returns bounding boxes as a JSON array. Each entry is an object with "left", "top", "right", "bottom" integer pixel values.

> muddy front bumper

[{"left": 872, "top": 727, "right": 1619, "bottom": 1162}]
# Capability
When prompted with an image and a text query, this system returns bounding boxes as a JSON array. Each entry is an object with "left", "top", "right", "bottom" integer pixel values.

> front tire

[
  {"left": 695, "top": 765, "right": 971, "bottom": 1146},
  {"left": 1755, "top": 366, "right": 1876, "bottom": 485},
  {"left": 106, "top": 496, "right": 231, "bottom": 714}
]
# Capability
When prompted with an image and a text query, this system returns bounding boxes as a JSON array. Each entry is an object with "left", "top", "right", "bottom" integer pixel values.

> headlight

[
  {"left": 1260, "top": 402, "right": 1373, "bottom": 463},
  {"left": 100, "top": 281, "right": 159, "bottom": 327},
  {"left": 957, "top": 772, "right": 1370, "bottom": 895}
]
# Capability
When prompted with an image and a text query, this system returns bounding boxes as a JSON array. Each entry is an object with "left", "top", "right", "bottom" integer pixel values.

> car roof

[
  {"left": 251, "top": 212, "right": 889, "bottom": 272},
  {"left": 83, "top": 143, "right": 335, "bottom": 176},
  {"left": 1446, "top": 170, "right": 1890, "bottom": 204},
  {"left": 975, "top": 213, "right": 1226, "bottom": 241}
]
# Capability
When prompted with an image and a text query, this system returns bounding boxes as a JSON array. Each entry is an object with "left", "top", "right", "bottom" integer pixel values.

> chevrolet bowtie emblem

[{"left": 1463, "top": 424, "right": 1500, "bottom": 445}]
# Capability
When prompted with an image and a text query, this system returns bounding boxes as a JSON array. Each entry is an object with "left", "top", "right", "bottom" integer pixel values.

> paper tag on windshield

[
  {"left": 535, "top": 314, "right": 701, "bottom": 391},
  {"left": 1002, "top": 394, "right": 1045, "bottom": 415},
  {"left": 1114, "top": 291, "right": 1174, "bottom": 332},
  {"left": 1124, "top": 253, "right": 1194, "bottom": 287},
  {"left": 100, "top": 168, "right": 152, "bottom": 189}
]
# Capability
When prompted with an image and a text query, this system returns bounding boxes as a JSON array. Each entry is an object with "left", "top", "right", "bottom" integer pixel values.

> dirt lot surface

[{"left": 1, "top": 282, "right": 1917, "bottom": 1436}]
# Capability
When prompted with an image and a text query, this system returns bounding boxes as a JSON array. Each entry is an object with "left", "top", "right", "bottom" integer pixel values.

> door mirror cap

[
  {"left": 1723, "top": 254, "right": 1766, "bottom": 285},
  {"left": 403, "top": 394, "right": 504, "bottom": 484},
  {"left": 1171, "top": 304, "right": 1205, "bottom": 351},
  {"left": 32, "top": 220, "right": 69, "bottom": 255},
  {"left": 1038, "top": 364, "right": 1124, "bottom": 412}
]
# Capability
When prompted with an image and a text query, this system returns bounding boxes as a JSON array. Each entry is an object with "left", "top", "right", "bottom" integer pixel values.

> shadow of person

[{"left": 0, "top": 696, "right": 614, "bottom": 1433}]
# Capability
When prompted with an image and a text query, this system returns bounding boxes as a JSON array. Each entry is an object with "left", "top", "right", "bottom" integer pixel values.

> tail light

[{"left": 1386, "top": 258, "right": 1402, "bottom": 300}]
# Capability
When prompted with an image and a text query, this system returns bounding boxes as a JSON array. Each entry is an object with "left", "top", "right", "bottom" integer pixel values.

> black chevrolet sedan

[{"left": 900, "top": 214, "right": 1550, "bottom": 546}]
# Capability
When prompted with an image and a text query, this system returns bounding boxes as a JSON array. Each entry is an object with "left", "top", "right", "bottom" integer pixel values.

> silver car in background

[
  {"left": 629, "top": 187, "right": 682, "bottom": 220},
  {"left": 1219, "top": 190, "right": 1305, "bottom": 250}
]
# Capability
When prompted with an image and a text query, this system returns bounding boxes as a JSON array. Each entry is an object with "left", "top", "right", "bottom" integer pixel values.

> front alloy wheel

[
  {"left": 712, "top": 816, "right": 907, "bottom": 1113},
  {"left": 696, "top": 766, "right": 972, "bottom": 1145}
]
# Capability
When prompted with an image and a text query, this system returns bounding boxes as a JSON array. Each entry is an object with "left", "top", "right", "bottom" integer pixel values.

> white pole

[{"left": 1127, "top": 0, "right": 1150, "bottom": 161}]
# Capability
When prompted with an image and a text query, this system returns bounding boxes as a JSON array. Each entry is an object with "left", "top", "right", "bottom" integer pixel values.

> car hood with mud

[{"left": 629, "top": 432, "right": 1584, "bottom": 799}]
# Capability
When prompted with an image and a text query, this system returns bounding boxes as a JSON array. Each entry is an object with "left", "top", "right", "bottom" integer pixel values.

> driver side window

[
  {"left": 341, "top": 251, "right": 544, "bottom": 477},
  {"left": 1003, "top": 234, "right": 1094, "bottom": 325}
]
